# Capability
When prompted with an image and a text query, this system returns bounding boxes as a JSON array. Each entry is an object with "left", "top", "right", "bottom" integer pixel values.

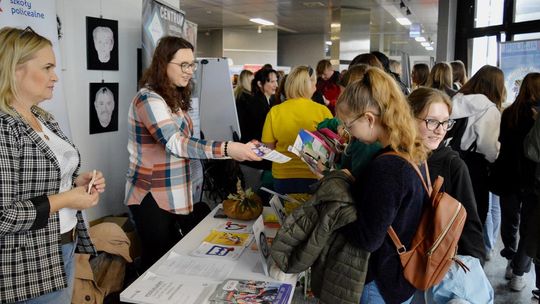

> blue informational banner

[{"left": 499, "top": 39, "right": 540, "bottom": 104}]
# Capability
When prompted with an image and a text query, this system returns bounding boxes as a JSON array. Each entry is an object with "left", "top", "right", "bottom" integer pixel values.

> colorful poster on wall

[
  {"left": 499, "top": 39, "right": 540, "bottom": 105},
  {"left": 0, "top": 0, "right": 71, "bottom": 137}
]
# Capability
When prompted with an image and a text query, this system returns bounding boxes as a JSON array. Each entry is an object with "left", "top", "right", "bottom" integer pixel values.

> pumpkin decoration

[{"left": 222, "top": 179, "right": 263, "bottom": 220}]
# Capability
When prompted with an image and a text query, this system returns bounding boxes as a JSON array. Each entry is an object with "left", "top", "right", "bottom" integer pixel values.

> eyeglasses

[
  {"left": 169, "top": 61, "right": 198, "bottom": 73},
  {"left": 417, "top": 118, "right": 455, "bottom": 131},
  {"left": 342, "top": 111, "right": 380, "bottom": 131}
]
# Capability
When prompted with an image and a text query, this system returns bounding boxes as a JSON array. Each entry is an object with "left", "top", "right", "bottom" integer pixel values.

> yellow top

[{"left": 261, "top": 97, "right": 333, "bottom": 179}]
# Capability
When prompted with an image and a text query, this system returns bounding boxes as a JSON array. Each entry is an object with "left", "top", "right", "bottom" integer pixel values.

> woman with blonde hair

[
  {"left": 0, "top": 26, "right": 106, "bottom": 303},
  {"left": 426, "top": 62, "right": 457, "bottom": 97},
  {"left": 338, "top": 67, "right": 427, "bottom": 303},
  {"left": 262, "top": 66, "right": 332, "bottom": 194},
  {"left": 408, "top": 88, "right": 492, "bottom": 303}
]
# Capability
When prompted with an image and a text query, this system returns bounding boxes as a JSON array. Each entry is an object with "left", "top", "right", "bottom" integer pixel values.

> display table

[{"left": 120, "top": 206, "right": 296, "bottom": 304}]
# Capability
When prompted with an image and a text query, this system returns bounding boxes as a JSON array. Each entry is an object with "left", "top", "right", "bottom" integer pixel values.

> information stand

[{"left": 120, "top": 207, "right": 296, "bottom": 304}]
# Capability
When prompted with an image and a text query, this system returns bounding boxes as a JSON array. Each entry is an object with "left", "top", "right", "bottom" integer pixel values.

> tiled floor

[{"left": 484, "top": 238, "right": 538, "bottom": 304}]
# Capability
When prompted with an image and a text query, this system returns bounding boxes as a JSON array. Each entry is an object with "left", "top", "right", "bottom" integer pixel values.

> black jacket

[
  {"left": 492, "top": 106, "right": 536, "bottom": 194},
  {"left": 235, "top": 91, "right": 272, "bottom": 170},
  {"left": 428, "top": 146, "right": 486, "bottom": 262}
]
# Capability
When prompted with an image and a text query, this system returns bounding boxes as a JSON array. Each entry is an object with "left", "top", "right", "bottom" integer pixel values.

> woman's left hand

[{"left": 75, "top": 170, "right": 106, "bottom": 193}]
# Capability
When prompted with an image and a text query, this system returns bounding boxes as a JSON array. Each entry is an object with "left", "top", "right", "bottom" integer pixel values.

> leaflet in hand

[
  {"left": 209, "top": 279, "right": 293, "bottom": 304},
  {"left": 251, "top": 142, "right": 291, "bottom": 163},
  {"left": 288, "top": 128, "right": 338, "bottom": 175}
]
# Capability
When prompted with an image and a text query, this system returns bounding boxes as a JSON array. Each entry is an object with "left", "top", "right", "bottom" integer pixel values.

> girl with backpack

[
  {"left": 408, "top": 88, "right": 493, "bottom": 303},
  {"left": 338, "top": 67, "right": 428, "bottom": 304},
  {"left": 447, "top": 65, "right": 504, "bottom": 228}
]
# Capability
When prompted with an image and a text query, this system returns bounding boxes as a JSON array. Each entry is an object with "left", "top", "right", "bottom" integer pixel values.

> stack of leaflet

[
  {"left": 288, "top": 128, "right": 344, "bottom": 175},
  {"left": 192, "top": 229, "right": 253, "bottom": 260},
  {"left": 209, "top": 279, "right": 293, "bottom": 304}
]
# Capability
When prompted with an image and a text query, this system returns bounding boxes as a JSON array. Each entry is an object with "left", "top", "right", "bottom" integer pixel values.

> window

[
  {"left": 514, "top": 0, "right": 540, "bottom": 22},
  {"left": 475, "top": 0, "right": 504, "bottom": 27},
  {"left": 514, "top": 32, "right": 540, "bottom": 41},
  {"left": 470, "top": 36, "right": 498, "bottom": 76}
]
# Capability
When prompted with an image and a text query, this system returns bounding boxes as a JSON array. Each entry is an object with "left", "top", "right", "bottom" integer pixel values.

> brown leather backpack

[{"left": 386, "top": 153, "right": 469, "bottom": 291}]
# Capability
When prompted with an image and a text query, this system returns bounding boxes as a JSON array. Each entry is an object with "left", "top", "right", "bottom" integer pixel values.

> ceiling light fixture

[
  {"left": 421, "top": 42, "right": 431, "bottom": 47},
  {"left": 415, "top": 37, "right": 426, "bottom": 42},
  {"left": 426, "top": 46, "right": 434, "bottom": 51},
  {"left": 257, "top": 26, "right": 262, "bottom": 34},
  {"left": 325, "top": 41, "right": 333, "bottom": 45},
  {"left": 249, "top": 18, "right": 274, "bottom": 26},
  {"left": 396, "top": 17, "right": 412, "bottom": 25}
]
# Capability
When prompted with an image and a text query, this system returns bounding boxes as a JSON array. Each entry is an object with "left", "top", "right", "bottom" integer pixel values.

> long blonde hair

[
  {"left": 0, "top": 27, "right": 52, "bottom": 117},
  {"left": 337, "top": 67, "right": 427, "bottom": 163},
  {"left": 234, "top": 69, "right": 253, "bottom": 99}
]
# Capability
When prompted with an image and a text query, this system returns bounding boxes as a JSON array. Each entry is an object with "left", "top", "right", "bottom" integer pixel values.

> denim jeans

[
  {"left": 360, "top": 281, "right": 413, "bottom": 304},
  {"left": 484, "top": 193, "right": 501, "bottom": 253},
  {"left": 14, "top": 240, "right": 77, "bottom": 304}
]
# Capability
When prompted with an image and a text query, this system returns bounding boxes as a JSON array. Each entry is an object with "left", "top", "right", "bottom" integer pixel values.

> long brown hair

[
  {"left": 450, "top": 60, "right": 468, "bottom": 86},
  {"left": 459, "top": 65, "right": 506, "bottom": 109},
  {"left": 505, "top": 72, "right": 540, "bottom": 128},
  {"left": 412, "top": 63, "right": 430, "bottom": 87},
  {"left": 426, "top": 62, "right": 453, "bottom": 91},
  {"left": 336, "top": 68, "right": 427, "bottom": 163},
  {"left": 139, "top": 36, "right": 194, "bottom": 111}
]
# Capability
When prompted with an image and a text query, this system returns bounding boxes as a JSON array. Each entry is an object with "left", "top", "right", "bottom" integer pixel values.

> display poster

[
  {"left": 142, "top": 0, "right": 197, "bottom": 69},
  {"left": 0, "top": 0, "right": 71, "bottom": 137},
  {"left": 500, "top": 39, "right": 540, "bottom": 104}
]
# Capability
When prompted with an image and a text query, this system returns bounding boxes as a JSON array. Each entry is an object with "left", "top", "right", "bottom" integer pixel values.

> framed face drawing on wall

[
  {"left": 89, "top": 83, "right": 118, "bottom": 134},
  {"left": 86, "top": 17, "right": 119, "bottom": 70}
]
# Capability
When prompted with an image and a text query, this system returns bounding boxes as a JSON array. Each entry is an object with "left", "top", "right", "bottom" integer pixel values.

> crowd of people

[
  {"left": 232, "top": 52, "right": 540, "bottom": 303},
  {"left": 1, "top": 27, "right": 539, "bottom": 304}
]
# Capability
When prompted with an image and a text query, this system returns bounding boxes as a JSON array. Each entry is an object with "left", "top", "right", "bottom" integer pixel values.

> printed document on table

[
  {"left": 155, "top": 252, "right": 235, "bottom": 281},
  {"left": 120, "top": 272, "right": 215, "bottom": 304}
]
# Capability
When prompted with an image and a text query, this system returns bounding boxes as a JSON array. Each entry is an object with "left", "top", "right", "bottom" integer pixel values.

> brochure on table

[{"left": 120, "top": 206, "right": 296, "bottom": 304}]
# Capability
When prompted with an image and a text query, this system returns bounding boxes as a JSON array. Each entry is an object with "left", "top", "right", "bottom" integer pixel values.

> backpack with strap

[{"left": 384, "top": 152, "right": 469, "bottom": 291}]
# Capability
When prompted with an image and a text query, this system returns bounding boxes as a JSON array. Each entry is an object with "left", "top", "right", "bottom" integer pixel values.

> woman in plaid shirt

[
  {"left": 0, "top": 27, "right": 106, "bottom": 303},
  {"left": 125, "top": 36, "right": 261, "bottom": 271}
]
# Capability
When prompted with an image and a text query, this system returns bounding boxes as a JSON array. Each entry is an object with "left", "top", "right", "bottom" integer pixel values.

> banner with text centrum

[
  {"left": 499, "top": 39, "right": 540, "bottom": 106},
  {"left": 0, "top": 0, "right": 71, "bottom": 137},
  {"left": 141, "top": 0, "right": 185, "bottom": 69}
]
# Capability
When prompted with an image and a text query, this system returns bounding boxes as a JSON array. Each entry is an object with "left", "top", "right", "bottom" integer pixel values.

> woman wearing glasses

[
  {"left": 126, "top": 36, "right": 261, "bottom": 271},
  {"left": 0, "top": 27, "right": 106, "bottom": 303},
  {"left": 261, "top": 66, "right": 332, "bottom": 194},
  {"left": 338, "top": 68, "right": 427, "bottom": 304},
  {"left": 408, "top": 88, "right": 492, "bottom": 303}
]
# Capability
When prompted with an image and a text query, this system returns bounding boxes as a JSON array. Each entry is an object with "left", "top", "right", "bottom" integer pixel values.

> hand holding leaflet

[{"left": 251, "top": 141, "right": 291, "bottom": 163}]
